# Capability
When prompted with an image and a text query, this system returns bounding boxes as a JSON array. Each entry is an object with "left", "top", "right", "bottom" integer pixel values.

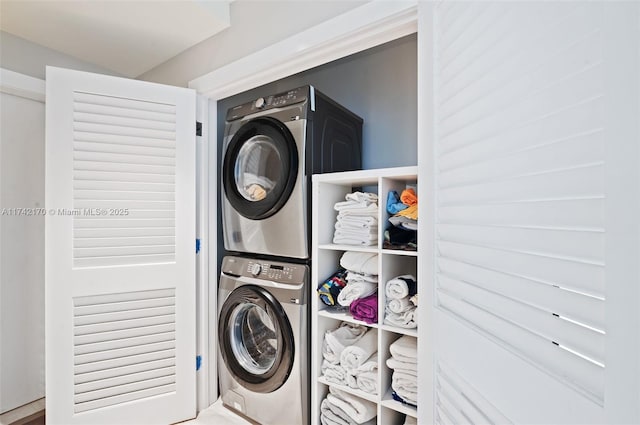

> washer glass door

[
  {"left": 219, "top": 284, "right": 295, "bottom": 393},
  {"left": 223, "top": 117, "right": 298, "bottom": 220}
]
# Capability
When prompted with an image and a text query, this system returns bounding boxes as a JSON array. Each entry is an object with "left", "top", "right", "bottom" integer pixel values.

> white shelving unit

[{"left": 311, "top": 166, "right": 419, "bottom": 425}]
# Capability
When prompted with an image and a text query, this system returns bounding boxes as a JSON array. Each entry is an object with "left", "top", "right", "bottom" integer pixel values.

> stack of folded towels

[
  {"left": 386, "top": 336, "right": 417, "bottom": 407},
  {"left": 333, "top": 192, "right": 378, "bottom": 246},
  {"left": 336, "top": 252, "right": 379, "bottom": 324},
  {"left": 320, "top": 386, "right": 377, "bottom": 425},
  {"left": 384, "top": 275, "right": 418, "bottom": 329},
  {"left": 321, "top": 322, "right": 379, "bottom": 395}
]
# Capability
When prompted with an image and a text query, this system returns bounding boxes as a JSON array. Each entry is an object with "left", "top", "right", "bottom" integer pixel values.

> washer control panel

[
  {"left": 226, "top": 86, "right": 309, "bottom": 121},
  {"left": 222, "top": 256, "right": 308, "bottom": 285}
]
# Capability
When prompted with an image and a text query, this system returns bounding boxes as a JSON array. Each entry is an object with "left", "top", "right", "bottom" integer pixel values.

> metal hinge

[
  {"left": 196, "top": 121, "right": 202, "bottom": 136},
  {"left": 196, "top": 355, "right": 202, "bottom": 371},
  {"left": 196, "top": 238, "right": 201, "bottom": 254}
]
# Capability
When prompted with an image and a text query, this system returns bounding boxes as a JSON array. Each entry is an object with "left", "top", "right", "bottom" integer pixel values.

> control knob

[
  {"left": 254, "top": 97, "right": 266, "bottom": 109},
  {"left": 249, "top": 263, "right": 262, "bottom": 276}
]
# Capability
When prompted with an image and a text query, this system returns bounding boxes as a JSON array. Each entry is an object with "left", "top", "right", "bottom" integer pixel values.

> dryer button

[{"left": 249, "top": 263, "right": 262, "bottom": 276}]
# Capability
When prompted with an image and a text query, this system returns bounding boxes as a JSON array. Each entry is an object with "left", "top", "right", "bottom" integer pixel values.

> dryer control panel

[
  {"left": 221, "top": 255, "right": 308, "bottom": 285},
  {"left": 226, "top": 86, "right": 310, "bottom": 121}
]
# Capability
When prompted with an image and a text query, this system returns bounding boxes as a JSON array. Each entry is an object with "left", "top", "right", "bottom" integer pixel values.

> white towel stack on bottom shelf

[
  {"left": 333, "top": 192, "right": 378, "bottom": 246},
  {"left": 321, "top": 322, "right": 379, "bottom": 395},
  {"left": 385, "top": 335, "right": 417, "bottom": 407},
  {"left": 320, "top": 386, "right": 377, "bottom": 425}
]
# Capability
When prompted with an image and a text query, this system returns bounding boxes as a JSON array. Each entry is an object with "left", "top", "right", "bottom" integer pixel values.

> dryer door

[
  {"left": 223, "top": 117, "right": 299, "bottom": 220},
  {"left": 218, "top": 284, "right": 295, "bottom": 393}
]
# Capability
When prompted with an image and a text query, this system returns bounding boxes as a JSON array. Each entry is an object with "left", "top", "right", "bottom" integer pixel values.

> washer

[
  {"left": 221, "top": 85, "right": 362, "bottom": 259},
  {"left": 218, "top": 255, "right": 309, "bottom": 425}
]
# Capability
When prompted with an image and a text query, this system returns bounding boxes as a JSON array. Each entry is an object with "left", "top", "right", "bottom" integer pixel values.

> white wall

[
  {"left": 0, "top": 31, "right": 120, "bottom": 79},
  {"left": 138, "top": 0, "right": 367, "bottom": 87},
  {"left": 0, "top": 89, "right": 45, "bottom": 413}
]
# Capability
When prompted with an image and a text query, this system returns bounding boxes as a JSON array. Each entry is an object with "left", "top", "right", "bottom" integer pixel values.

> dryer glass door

[
  {"left": 218, "top": 284, "right": 295, "bottom": 393},
  {"left": 223, "top": 117, "right": 298, "bottom": 220}
]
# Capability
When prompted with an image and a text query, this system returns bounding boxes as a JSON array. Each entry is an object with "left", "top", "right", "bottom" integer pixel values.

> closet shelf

[
  {"left": 381, "top": 249, "right": 419, "bottom": 257},
  {"left": 317, "top": 309, "right": 379, "bottom": 328},
  {"left": 318, "top": 244, "right": 378, "bottom": 253},
  {"left": 381, "top": 388, "right": 418, "bottom": 417},
  {"left": 317, "top": 377, "right": 379, "bottom": 403}
]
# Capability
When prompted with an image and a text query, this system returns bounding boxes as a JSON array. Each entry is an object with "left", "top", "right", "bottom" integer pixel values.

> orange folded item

[{"left": 400, "top": 188, "right": 417, "bottom": 206}]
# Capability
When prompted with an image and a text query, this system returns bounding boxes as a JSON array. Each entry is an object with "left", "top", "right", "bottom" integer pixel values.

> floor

[{"left": 181, "top": 398, "right": 253, "bottom": 425}]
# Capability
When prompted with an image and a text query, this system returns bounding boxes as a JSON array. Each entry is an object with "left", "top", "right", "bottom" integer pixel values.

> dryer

[
  {"left": 221, "top": 85, "right": 362, "bottom": 259},
  {"left": 217, "top": 255, "right": 309, "bottom": 425}
]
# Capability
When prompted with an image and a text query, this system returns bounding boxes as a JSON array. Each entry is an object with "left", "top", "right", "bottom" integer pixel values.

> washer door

[
  {"left": 218, "top": 284, "right": 295, "bottom": 393},
  {"left": 223, "top": 117, "right": 299, "bottom": 220}
]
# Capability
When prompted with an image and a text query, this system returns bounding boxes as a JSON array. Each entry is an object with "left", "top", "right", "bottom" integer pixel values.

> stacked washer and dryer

[{"left": 218, "top": 86, "right": 363, "bottom": 425}]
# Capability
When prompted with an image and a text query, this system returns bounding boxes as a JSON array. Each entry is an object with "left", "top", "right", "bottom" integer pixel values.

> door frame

[{"left": 187, "top": 0, "right": 433, "bottom": 418}]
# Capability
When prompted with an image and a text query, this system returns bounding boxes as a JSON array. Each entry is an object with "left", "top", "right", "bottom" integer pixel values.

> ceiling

[{"left": 0, "top": 1, "right": 232, "bottom": 78}]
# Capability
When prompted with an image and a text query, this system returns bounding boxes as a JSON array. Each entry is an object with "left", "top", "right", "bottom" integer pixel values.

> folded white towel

[
  {"left": 404, "top": 414, "right": 418, "bottom": 425},
  {"left": 321, "top": 398, "right": 356, "bottom": 425},
  {"left": 392, "top": 372, "right": 418, "bottom": 404},
  {"left": 334, "top": 229, "right": 377, "bottom": 240},
  {"left": 322, "top": 359, "right": 347, "bottom": 384},
  {"left": 337, "top": 205, "right": 378, "bottom": 217},
  {"left": 389, "top": 335, "right": 417, "bottom": 363},
  {"left": 328, "top": 386, "right": 377, "bottom": 424},
  {"left": 333, "top": 235, "right": 378, "bottom": 246},
  {"left": 337, "top": 215, "right": 378, "bottom": 227},
  {"left": 340, "top": 329, "right": 378, "bottom": 371},
  {"left": 355, "top": 353, "right": 378, "bottom": 395},
  {"left": 386, "top": 356, "right": 417, "bottom": 376},
  {"left": 340, "top": 252, "right": 378, "bottom": 275},
  {"left": 337, "top": 281, "right": 377, "bottom": 307},
  {"left": 384, "top": 307, "right": 417, "bottom": 329},
  {"left": 346, "top": 192, "right": 378, "bottom": 203},
  {"left": 335, "top": 221, "right": 378, "bottom": 232},
  {"left": 385, "top": 275, "right": 416, "bottom": 300},
  {"left": 335, "top": 198, "right": 376, "bottom": 212},
  {"left": 347, "top": 271, "right": 378, "bottom": 283},
  {"left": 387, "top": 297, "right": 413, "bottom": 313},
  {"left": 323, "top": 322, "right": 368, "bottom": 364}
]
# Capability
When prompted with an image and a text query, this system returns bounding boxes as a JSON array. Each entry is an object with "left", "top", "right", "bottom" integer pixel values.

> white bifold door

[
  {"left": 45, "top": 67, "right": 196, "bottom": 424},
  {"left": 429, "top": 1, "right": 639, "bottom": 424}
]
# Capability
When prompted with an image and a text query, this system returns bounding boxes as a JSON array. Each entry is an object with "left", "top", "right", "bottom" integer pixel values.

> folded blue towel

[{"left": 387, "top": 191, "right": 408, "bottom": 214}]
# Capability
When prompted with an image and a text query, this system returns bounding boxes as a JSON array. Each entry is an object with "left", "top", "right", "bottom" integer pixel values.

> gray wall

[
  {"left": 138, "top": 1, "right": 366, "bottom": 86},
  {"left": 0, "top": 31, "right": 120, "bottom": 79},
  {"left": 216, "top": 34, "right": 417, "bottom": 263}
]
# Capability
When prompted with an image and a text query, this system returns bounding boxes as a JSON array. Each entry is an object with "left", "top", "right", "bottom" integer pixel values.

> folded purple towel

[{"left": 350, "top": 292, "right": 378, "bottom": 324}]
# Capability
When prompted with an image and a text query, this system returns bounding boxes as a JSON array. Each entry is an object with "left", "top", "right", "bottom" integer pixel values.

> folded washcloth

[
  {"left": 340, "top": 252, "right": 378, "bottom": 275},
  {"left": 400, "top": 188, "right": 417, "bottom": 206},
  {"left": 384, "top": 306, "right": 417, "bottom": 329},
  {"left": 337, "top": 215, "right": 378, "bottom": 227},
  {"left": 389, "top": 335, "right": 417, "bottom": 363},
  {"left": 323, "top": 322, "right": 368, "bottom": 364},
  {"left": 387, "top": 297, "right": 413, "bottom": 313},
  {"left": 328, "top": 386, "right": 377, "bottom": 424},
  {"left": 346, "top": 192, "right": 378, "bottom": 204},
  {"left": 350, "top": 293, "right": 378, "bottom": 324},
  {"left": 386, "top": 357, "right": 417, "bottom": 376},
  {"left": 387, "top": 190, "right": 408, "bottom": 214},
  {"left": 340, "top": 328, "right": 377, "bottom": 371},
  {"left": 355, "top": 353, "right": 378, "bottom": 394},
  {"left": 322, "top": 359, "right": 348, "bottom": 384},
  {"left": 337, "top": 281, "right": 377, "bottom": 307},
  {"left": 385, "top": 275, "right": 417, "bottom": 300},
  {"left": 318, "top": 268, "right": 348, "bottom": 307}
]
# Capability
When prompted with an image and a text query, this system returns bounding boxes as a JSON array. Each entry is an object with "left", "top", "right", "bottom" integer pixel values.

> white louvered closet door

[
  {"left": 430, "top": 2, "right": 640, "bottom": 424},
  {"left": 45, "top": 67, "right": 196, "bottom": 424}
]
